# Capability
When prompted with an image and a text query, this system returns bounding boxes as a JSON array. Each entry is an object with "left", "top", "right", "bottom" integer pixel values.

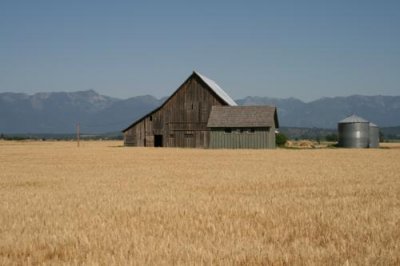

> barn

[
  {"left": 122, "top": 71, "right": 279, "bottom": 149},
  {"left": 207, "top": 106, "right": 278, "bottom": 149},
  {"left": 122, "top": 71, "right": 237, "bottom": 148}
]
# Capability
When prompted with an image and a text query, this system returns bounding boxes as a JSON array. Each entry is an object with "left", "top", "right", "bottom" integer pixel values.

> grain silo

[
  {"left": 338, "top": 115, "right": 370, "bottom": 148},
  {"left": 369, "top": 122, "right": 380, "bottom": 148}
]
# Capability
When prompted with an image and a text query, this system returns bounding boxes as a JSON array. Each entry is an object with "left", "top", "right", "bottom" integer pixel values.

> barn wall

[
  {"left": 209, "top": 127, "right": 276, "bottom": 149},
  {"left": 123, "top": 74, "right": 225, "bottom": 147},
  {"left": 268, "top": 125, "right": 276, "bottom": 148},
  {"left": 123, "top": 127, "right": 134, "bottom": 146}
]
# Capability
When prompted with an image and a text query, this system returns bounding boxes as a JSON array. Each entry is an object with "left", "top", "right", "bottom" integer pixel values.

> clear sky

[{"left": 1, "top": 0, "right": 399, "bottom": 102}]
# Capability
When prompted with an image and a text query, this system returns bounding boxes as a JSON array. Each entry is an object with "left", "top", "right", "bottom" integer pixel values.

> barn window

[
  {"left": 149, "top": 116, "right": 153, "bottom": 121},
  {"left": 250, "top": 128, "right": 255, "bottom": 133},
  {"left": 184, "top": 131, "right": 194, "bottom": 138},
  {"left": 224, "top": 128, "right": 232, "bottom": 133}
]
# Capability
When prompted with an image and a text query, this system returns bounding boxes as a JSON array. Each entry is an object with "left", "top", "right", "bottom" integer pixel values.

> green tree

[
  {"left": 379, "top": 131, "right": 384, "bottom": 142},
  {"left": 275, "top": 132, "right": 288, "bottom": 147},
  {"left": 325, "top": 133, "right": 338, "bottom": 142}
]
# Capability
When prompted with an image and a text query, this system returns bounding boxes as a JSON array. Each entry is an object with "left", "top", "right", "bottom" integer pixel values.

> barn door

[
  {"left": 154, "top": 135, "right": 163, "bottom": 147},
  {"left": 184, "top": 131, "right": 195, "bottom": 148}
]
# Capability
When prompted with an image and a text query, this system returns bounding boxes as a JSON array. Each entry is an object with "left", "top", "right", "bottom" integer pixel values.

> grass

[{"left": 0, "top": 140, "right": 399, "bottom": 265}]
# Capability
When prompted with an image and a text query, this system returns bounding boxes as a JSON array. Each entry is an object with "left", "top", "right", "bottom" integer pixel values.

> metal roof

[
  {"left": 339, "top": 114, "right": 369, "bottom": 124},
  {"left": 207, "top": 106, "right": 278, "bottom": 128},
  {"left": 369, "top": 122, "right": 378, "bottom": 127},
  {"left": 194, "top": 71, "right": 237, "bottom": 106}
]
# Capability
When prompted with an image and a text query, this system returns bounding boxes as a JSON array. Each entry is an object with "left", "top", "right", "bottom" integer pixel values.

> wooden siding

[
  {"left": 124, "top": 74, "right": 226, "bottom": 148},
  {"left": 209, "top": 127, "right": 276, "bottom": 149}
]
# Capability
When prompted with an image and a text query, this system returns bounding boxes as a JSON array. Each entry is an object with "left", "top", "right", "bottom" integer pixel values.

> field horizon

[{"left": 1, "top": 140, "right": 399, "bottom": 264}]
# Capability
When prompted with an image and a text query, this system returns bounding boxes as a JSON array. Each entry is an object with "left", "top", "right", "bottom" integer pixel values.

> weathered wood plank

[{"left": 123, "top": 73, "right": 226, "bottom": 148}]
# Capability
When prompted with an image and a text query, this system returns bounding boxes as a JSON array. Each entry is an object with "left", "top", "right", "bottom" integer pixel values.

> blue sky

[{"left": 1, "top": 0, "right": 399, "bottom": 101}]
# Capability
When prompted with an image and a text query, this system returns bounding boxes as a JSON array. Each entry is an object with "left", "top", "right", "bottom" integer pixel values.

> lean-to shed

[{"left": 207, "top": 106, "right": 279, "bottom": 149}]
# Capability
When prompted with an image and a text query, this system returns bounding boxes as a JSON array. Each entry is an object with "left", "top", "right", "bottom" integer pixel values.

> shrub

[
  {"left": 276, "top": 132, "right": 288, "bottom": 146},
  {"left": 325, "top": 133, "right": 338, "bottom": 142}
]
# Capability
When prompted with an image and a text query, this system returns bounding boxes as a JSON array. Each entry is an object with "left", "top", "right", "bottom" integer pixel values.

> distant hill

[
  {"left": 380, "top": 126, "right": 400, "bottom": 139},
  {"left": 1, "top": 90, "right": 399, "bottom": 134},
  {"left": 0, "top": 90, "right": 162, "bottom": 133},
  {"left": 237, "top": 95, "right": 400, "bottom": 128}
]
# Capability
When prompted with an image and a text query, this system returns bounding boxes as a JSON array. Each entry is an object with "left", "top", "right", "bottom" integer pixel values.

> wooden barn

[
  {"left": 207, "top": 106, "right": 279, "bottom": 149},
  {"left": 122, "top": 71, "right": 279, "bottom": 149},
  {"left": 122, "top": 71, "right": 237, "bottom": 148}
]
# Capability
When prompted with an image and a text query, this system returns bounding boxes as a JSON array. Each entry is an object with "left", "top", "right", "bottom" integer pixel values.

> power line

[{"left": 79, "top": 119, "right": 133, "bottom": 129}]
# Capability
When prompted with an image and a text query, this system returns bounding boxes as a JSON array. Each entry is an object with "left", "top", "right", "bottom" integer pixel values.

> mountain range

[{"left": 1, "top": 90, "right": 399, "bottom": 134}]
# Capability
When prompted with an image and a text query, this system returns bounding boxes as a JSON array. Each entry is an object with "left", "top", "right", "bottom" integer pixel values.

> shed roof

[
  {"left": 339, "top": 115, "right": 369, "bottom": 124},
  {"left": 194, "top": 71, "right": 237, "bottom": 106},
  {"left": 207, "top": 106, "right": 278, "bottom": 128}
]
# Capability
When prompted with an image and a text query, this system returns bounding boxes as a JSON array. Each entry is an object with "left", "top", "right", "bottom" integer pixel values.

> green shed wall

[{"left": 209, "top": 127, "right": 276, "bottom": 149}]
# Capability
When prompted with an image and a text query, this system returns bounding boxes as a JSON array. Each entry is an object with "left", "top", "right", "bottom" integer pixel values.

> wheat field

[{"left": 0, "top": 140, "right": 399, "bottom": 265}]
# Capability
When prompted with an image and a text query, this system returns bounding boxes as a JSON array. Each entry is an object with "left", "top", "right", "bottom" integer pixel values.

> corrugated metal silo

[
  {"left": 338, "top": 115, "right": 369, "bottom": 148},
  {"left": 369, "top": 122, "right": 380, "bottom": 148}
]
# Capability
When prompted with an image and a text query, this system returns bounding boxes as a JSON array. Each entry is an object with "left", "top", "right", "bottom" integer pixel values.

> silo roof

[
  {"left": 369, "top": 122, "right": 378, "bottom": 127},
  {"left": 339, "top": 115, "right": 369, "bottom": 124}
]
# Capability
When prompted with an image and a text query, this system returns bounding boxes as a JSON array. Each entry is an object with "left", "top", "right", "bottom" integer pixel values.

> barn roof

[
  {"left": 207, "top": 106, "right": 279, "bottom": 128},
  {"left": 339, "top": 115, "right": 369, "bottom": 124},
  {"left": 122, "top": 71, "right": 236, "bottom": 132},
  {"left": 194, "top": 71, "right": 237, "bottom": 106}
]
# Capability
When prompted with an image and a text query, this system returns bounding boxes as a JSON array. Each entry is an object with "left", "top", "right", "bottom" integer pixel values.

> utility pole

[{"left": 77, "top": 122, "right": 80, "bottom": 147}]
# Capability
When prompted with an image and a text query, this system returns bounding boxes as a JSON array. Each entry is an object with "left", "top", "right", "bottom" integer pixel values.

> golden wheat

[{"left": 0, "top": 140, "right": 399, "bottom": 265}]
